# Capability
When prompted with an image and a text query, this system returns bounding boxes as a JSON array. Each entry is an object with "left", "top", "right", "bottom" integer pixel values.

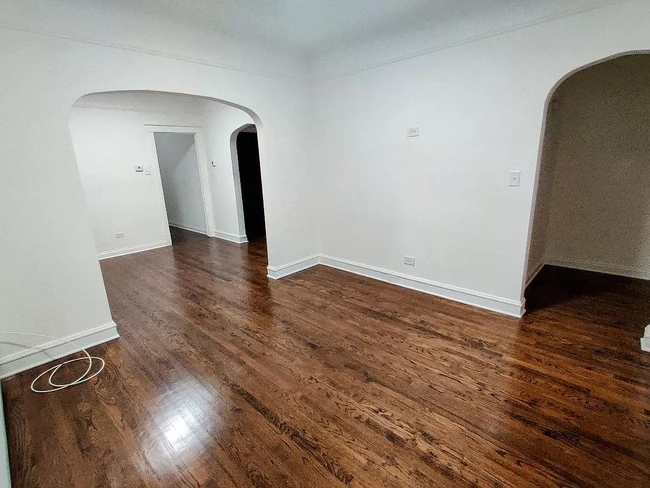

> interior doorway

[
  {"left": 525, "top": 53, "right": 650, "bottom": 317},
  {"left": 153, "top": 132, "right": 209, "bottom": 242},
  {"left": 236, "top": 126, "right": 266, "bottom": 242}
]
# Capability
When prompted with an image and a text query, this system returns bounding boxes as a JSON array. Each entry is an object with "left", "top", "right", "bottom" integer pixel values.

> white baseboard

[
  {"left": 0, "top": 321, "right": 119, "bottom": 379},
  {"left": 319, "top": 255, "right": 524, "bottom": 318},
  {"left": 546, "top": 256, "right": 650, "bottom": 281},
  {"left": 0, "top": 384, "right": 9, "bottom": 488},
  {"left": 98, "top": 239, "right": 171, "bottom": 260},
  {"left": 211, "top": 229, "right": 248, "bottom": 244},
  {"left": 642, "top": 325, "right": 650, "bottom": 353},
  {"left": 267, "top": 255, "right": 321, "bottom": 279},
  {"left": 267, "top": 254, "right": 524, "bottom": 317},
  {"left": 168, "top": 222, "right": 208, "bottom": 236}
]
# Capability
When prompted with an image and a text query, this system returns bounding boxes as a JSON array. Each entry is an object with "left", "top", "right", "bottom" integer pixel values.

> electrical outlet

[
  {"left": 115, "top": 232, "right": 125, "bottom": 239},
  {"left": 509, "top": 170, "right": 521, "bottom": 187},
  {"left": 135, "top": 165, "right": 144, "bottom": 173},
  {"left": 404, "top": 256, "right": 416, "bottom": 266},
  {"left": 407, "top": 127, "right": 420, "bottom": 138}
]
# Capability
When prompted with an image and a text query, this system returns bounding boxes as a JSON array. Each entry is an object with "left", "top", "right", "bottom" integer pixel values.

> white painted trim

[
  {"left": 0, "top": 385, "right": 10, "bottom": 488},
  {"left": 319, "top": 255, "right": 524, "bottom": 318},
  {"left": 0, "top": 322, "right": 119, "bottom": 380},
  {"left": 144, "top": 124, "right": 202, "bottom": 132},
  {"left": 98, "top": 239, "right": 171, "bottom": 260},
  {"left": 170, "top": 222, "right": 247, "bottom": 243},
  {"left": 525, "top": 261, "right": 546, "bottom": 288},
  {"left": 546, "top": 256, "right": 650, "bottom": 281},
  {"left": 267, "top": 254, "right": 524, "bottom": 317},
  {"left": 311, "top": 0, "right": 627, "bottom": 83},
  {"left": 0, "top": 22, "right": 306, "bottom": 84},
  {"left": 0, "top": 2, "right": 624, "bottom": 86},
  {"left": 73, "top": 103, "right": 204, "bottom": 116},
  {"left": 230, "top": 124, "right": 256, "bottom": 239},
  {"left": 641, "top": 325, "right": 650, "bottom": 353},
  {"left": 267, "top": 255, "right": 321, "bottom": 279},
  {"left": 641, "top": 338, "right": 650, "bottom": 353},
  {"left": 148, "top": 127, "right": 215, "bottom": 237},
  {"left": 211, "top": 230, "right": 248, "bottom": 244},
  {"left": 168, "top": 222, "right": 208, "bottom": 236}
]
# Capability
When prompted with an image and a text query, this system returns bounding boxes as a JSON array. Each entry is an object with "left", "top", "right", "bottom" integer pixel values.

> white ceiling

[{"left": 108, "top": 0, "right": 618, "bottom": 56}]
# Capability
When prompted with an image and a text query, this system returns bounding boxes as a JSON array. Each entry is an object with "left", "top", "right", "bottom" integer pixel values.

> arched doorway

[
  {"left": 523, "top": 53, "right": 650, "bottom": 348},
  {"left": 232, "top": 124, "right": 266, "bottom": 242},
  {"left": 69, "top": 90, "right": 267, "bottom": 259}
]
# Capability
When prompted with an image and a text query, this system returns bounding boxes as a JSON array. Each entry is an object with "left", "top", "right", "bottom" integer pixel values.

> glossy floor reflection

[{"left": 3, "top": 229, "right": 650, "bottom": 487}]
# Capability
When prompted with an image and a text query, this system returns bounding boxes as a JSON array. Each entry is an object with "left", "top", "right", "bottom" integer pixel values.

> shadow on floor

[{"left": 525, "top": 265, "right": 650, "bottom": 329}]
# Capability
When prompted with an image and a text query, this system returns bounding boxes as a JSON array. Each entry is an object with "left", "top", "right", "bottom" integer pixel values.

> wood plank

[{"left": 3, "top": 228, "right": 650, "bottom": 487}]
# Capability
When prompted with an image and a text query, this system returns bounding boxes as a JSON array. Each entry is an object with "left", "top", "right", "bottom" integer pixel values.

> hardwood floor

[{"left": 4, "top": 228, "right": 650, "bottom": 487}]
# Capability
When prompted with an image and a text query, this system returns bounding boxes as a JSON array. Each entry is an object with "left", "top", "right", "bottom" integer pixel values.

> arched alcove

[{"left": 523, "top": 51, "right": 650, "bottom": 315}]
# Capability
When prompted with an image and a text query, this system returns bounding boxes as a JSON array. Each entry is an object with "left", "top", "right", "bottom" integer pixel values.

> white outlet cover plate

[
  {"left": 407, "top": 127, "right": 420, "bottom": 138},
  {"left": 509, "top": 170, "right": 521, "bottom": 187},
  {"left": 404, "top": 256, "right": 416, "bottom": 266}
]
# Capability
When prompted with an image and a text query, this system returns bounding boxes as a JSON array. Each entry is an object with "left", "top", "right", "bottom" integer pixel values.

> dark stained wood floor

[{"left": 4, "top": 228, "right": 650, "bottom": 487}]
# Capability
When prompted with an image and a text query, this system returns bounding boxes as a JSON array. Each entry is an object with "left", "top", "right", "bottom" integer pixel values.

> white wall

[
  {"left": 533, "top": 54, "right": 650, "bottom": 279},
  {"left": 155, "top": 133, "right": 207, "bottom": 234},
  {"left": 3, "top": 0, "right": 650, "bottom": 379},
  {"left": 69, "top": 107, "right": 183, "bottom": 258},
  {"left": 70, "top": 93, "right": 256, "bottom": 256},
  {"left": 310, "top": 0, "right": 650, "bottom": 315},
  {"left": 0, "top": 3, "right": 316, "bottom": 370},
  {"left": 201, "top": 105, "right": 255, "bottom": 240},
  {"left": 526, "top": 99, "right": 564, "bottom": 281}
]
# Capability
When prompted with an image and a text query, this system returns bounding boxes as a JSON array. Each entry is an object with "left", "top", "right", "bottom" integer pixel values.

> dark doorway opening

[{"left": 236, "top": 129, "right": 266, "bottom": 241}]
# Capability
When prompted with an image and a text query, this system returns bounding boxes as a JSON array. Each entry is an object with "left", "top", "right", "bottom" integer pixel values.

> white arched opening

[
  {"left": 523, "top": 51, "right": 650, "bottom": 319},
  {"left": 69, "top": 90, "right": 265, "bottom": 257}
]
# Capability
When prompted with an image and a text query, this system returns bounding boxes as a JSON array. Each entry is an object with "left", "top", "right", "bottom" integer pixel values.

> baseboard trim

[
  {"left": 320, "top": 255, "right": 524, "bottom": 318},
  {"left": 0, "top": 321, "right": 120, "bottom": 379},
  {"left": 211, "top": 229, "right": 248, "bottom": 244},
  {"left": 168, "top": 222, "right": 208, "bottom": 236},
  {"left": 641, "top": 325, "right": 650, "bottom": 353},
  {"left": 98, "top": 239, "right": 171, "bottom": 260},
  {"left": 546, "top": 257, "right": 650, "bottom": 281},
  {"left": 525, "top": 261, "right": 546, "bottom": 288},
  {"left": 267, "top": 254, "right": 523, "bottom": 317},
  {"left": 267, "top": 255, "right": 321, "bottom": 279},
  {"left": 0, "top": 384, "right": 9, "bottom": 488}
]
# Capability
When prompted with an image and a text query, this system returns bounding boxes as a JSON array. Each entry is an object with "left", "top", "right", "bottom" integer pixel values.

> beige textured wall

[{"left": 529, "top": 54, "right": 650, "bottom": 280}]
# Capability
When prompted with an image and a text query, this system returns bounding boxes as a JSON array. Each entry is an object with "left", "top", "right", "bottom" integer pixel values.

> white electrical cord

[{"left": 0, "top": 332, "right": 105, "bottom": 393}]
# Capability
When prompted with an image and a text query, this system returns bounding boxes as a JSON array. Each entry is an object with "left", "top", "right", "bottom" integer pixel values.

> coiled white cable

[{"left": 0, "top": 332, "right": 105, "bottom": 393}]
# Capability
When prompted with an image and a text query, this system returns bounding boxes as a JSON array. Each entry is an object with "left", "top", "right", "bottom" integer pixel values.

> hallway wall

[
  {"left": 69, "top": 105, "right": 199, "bottom": 258},
  {"left": 155, "top": 133, "right": 206, "bottom": 235},
  {"left": 201, "top": 105, "right": 255, "bottom": 241},
  {"left": 71, "top": 93, "right": 257, "bottom": 257}
]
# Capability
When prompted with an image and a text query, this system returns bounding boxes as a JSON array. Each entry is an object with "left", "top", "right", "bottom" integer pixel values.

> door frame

[{"left": 145, "top": 124, "right": 215, "bottom": 239}]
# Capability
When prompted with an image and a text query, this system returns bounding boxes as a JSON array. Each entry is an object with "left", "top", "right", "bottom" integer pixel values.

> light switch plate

[{"left": 135, "top": 165, "right": 144, "bottom": 173}]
